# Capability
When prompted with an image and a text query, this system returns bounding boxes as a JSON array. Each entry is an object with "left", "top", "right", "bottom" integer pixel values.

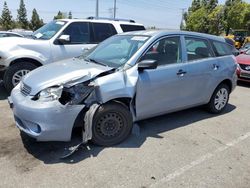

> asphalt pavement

[{"left": 0, "top": 82, "right": 250, "bottom": 188}]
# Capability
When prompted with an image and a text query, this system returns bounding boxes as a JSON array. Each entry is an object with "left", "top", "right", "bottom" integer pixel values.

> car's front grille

[
  {"left": 239, "top": 64, "right": 250, "bottom": 71},
  {"left": 20, "top": 82, "right": 31, "bottom": 96},
  {"left": 240, "top": 72, "right": 250, "bottom": 79}
]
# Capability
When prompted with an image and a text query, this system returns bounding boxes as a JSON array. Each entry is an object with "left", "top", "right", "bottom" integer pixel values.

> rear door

[
  {"left": 91, "top": 22, "right": 117, "bottom": 43},
  {"left": 183, "top": 36, "right": 219, "bottom": 104}
]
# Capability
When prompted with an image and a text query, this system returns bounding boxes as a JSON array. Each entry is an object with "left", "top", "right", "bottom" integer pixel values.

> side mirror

[
  {"left": 58, "top": 35, "right": 70, "bottom": 44},
  {"left": 138, "top": 59, "right": 158, "bottom": 71}
]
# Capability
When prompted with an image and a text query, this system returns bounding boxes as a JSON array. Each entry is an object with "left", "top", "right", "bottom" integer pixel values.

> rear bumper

[{"left": 10, "top": 86, "right": 85, "bottom": 141}]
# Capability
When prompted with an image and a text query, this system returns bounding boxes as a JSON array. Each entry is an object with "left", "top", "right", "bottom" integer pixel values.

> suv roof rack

[{"left": 87, "top": 16, "right": 135, "bottom": 23}]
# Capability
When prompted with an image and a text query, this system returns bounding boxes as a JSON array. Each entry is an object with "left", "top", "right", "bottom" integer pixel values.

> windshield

[
  {"left": 32, "top": 20, "right": 67, "bottom": 40},
  {"left": 86, "top": 35, "right": 149, "bottom": 68}
]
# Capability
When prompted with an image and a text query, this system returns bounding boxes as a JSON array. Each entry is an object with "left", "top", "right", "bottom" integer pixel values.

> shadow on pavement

[
  {"left": 21, "top": 104, "right": 236, "bottom": 164},
  {"left": 237, "top": 81, "right": 250, "bottom": 88},
  {"left": 0, "top": 81, "right": 8, "bottom": 100}
]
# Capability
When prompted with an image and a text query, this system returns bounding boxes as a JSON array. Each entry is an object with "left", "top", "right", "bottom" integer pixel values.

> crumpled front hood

[{"left": 23, "top": 58, "right": 112, "bottom": 95}]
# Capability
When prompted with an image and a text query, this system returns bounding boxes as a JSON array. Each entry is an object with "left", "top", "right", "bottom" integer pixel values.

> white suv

[{"left": 0, "top": 17, "right": 145, "bottom": 92}]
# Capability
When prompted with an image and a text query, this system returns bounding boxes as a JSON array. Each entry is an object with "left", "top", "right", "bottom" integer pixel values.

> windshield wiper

[{"left": 85, "top": 58, "right": 108, "bottom": 67}]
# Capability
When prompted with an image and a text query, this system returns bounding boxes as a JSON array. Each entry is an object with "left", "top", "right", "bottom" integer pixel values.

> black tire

[
  {"left": 3, "top": 62, "right": 37, "bottom": 93},
  {"left": 92, "top": 102, "right": 133, "bottom": 146},
  {"left": 206, "top": 84, "right": 230, "bottom": 114},
  {"left": 0, "top": 71, "right": 4, "bottom": 80}
]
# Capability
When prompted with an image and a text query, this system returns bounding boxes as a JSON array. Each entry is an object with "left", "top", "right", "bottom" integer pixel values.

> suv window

[
  {"left": 120, "top": 24, "right": 145, "bottom": 32},
  {"left": 62, "top": 22, "right": 90, "bottom": 44},
  {"left": 92, "top": 23, "right": 117, "bottom": 43},
  {"left": 141, "top": 36, "right": 182, "bottom": 66},
  {"left": 185, "top": 37, "right": 213, "bottom": 61},
  {"left": 212, "top": 41, "right": 232, "bottom": 56}
]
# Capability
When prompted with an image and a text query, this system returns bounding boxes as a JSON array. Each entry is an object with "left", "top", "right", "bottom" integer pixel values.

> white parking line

[{"left": 150, "top": 132, "right": 250, "bottom": 188}]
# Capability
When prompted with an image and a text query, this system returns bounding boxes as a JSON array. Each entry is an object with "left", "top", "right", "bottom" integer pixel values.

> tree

[
  {"left": 0, "top": 1, "right": 14, "bottom": 30},
  {"left": 186, "top": 7, "right": 209, "bottom": 33},
  {"left": 226, "top": 1, "right": 247, "bottom": 30},
  {"left": 30, "top": 9, "right": 44, "bottom": 31},
  {"left": 207, "top": 5, "right": 224, "bottom": 35},
  {"left": 68, "top": 11, "right": 72, "bottom": 19},
  {"left": 54, "top": 11, "right": 66, "bottom": 20},
  {"left": 188, "top": 0, "right": 201, "bottom": 13},
  {"left": 243, "top": 4, "right": 250, "bottom": 31},
  {"left": 223, "top": 0, "right": 245, "bottom": 35},
  {"left": 17, "top": 0, "right": 29, "bottom": 29},
  {"left": 206, "top": 0, "right": 218, "bottom": 11}
]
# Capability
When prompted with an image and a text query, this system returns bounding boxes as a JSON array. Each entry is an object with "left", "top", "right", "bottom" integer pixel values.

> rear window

[
  {"left": 185, "top": 37, "right": 213, "bottom": 61},
  {"left": 92, "top": 23, "right": 117, "bottom": 43},
  {"left": 120, "top": 24, "right": 145, "bottom": 32},
  {"left": 212, "top": 41, "right": 232, "bottom": 56}
]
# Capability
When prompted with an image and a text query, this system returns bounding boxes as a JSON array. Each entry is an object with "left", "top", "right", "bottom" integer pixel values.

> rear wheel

[
  {"left": 3, "top": 62, "right": 37, "bottom": 93},
  {"left": 206, "top": 84, "right": 230, "bottom": 114},
  {"left": 92, "top": 102, "right": 133, "bottom": 146}
]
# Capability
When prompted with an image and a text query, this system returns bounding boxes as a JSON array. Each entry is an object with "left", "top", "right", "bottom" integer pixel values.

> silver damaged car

[{"left": 9, "top": 30, "right": 237, "bottom": 146}]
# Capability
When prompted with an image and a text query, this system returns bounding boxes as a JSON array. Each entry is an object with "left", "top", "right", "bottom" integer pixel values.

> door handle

[
  {"left": 177, "top": 69, "right": 187, "bottom": 76},
  {"left": 213, "top": 64, "right": 220, "bottom": 70}
]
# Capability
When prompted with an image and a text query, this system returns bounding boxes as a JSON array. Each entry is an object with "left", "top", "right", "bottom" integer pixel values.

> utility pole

[
  {"left": 113, "top": 0, "right": 117, "bottom": 19},
  {"left": 96, "top": 0, "right": 99, "bottom": 18}
]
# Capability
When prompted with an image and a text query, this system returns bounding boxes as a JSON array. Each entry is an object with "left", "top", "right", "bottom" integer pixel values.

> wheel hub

[
  {"left": 214, "top": 88, "right": 228, "bottom": 110},
  {"left": 97, "top": 112, "right": 123, "bottom": 138}
]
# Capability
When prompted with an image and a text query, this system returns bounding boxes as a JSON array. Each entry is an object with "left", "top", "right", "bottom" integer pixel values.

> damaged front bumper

[{"left": 10, "top": 87, "right": 85, "bottom": 141}]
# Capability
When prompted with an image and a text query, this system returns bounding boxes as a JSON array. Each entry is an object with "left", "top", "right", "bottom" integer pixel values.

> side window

[
  {"left": 0, "top": 33, "right": 7, "bottom": 37},
  {"left": 185, "top": 37, "right": 213, "bottom": 61},
  {"left": 141, "top": 37, "right": 182, "bottom": 66},
  {"left": 120, "top": 24, "right": 146, "bottom": 32},
  {"left": 92, "top": 23, "right": 117, "bottom": 43},
  {"left": 212, "top": 41, "right": 232, "bottom": 56},
  {"left": 62, "top": 22, "right": 90, "bottom": 44}
]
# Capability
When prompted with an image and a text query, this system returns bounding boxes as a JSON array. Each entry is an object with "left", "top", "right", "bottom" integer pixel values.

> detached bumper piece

[{"left": 8, "top": 97, "right": 13, "bottom": 109}]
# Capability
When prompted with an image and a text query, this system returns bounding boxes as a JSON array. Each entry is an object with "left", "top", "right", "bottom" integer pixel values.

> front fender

[{"left": 95, "top": 65, "right": 139, "bottom": 104}]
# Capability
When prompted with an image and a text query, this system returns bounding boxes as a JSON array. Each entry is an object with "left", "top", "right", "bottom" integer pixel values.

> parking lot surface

[{"left": 0, "top": 81, "right": 250, "bottom": 188}]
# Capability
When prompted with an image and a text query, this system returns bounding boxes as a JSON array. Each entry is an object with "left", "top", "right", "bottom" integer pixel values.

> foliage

[
  {"left": 68, "top": 11, "right": 72, "bottom": 19},
  {"left": 30, "top": 9, "right": 44, "bottom": 31},
  {"left": 17, "top": 0, "right": 29, "bottom": 29},
  {"left": 185, "top": 0, "right": 250, "bottom": 35},
  {"left": 0, "top": 1, "right": 14, "bottom": 30},
  {"left": 186, "top": 7, "right": 208, "bottom": 33},
  {"left": 54, "top": 11, "right": 67, "bottom": 20},
  {"left": 207, "top": 5, "right": 224, "bottom": 35}
]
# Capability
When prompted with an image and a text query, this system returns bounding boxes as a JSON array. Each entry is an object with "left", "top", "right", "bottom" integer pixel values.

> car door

[
  {"left": 135, "top": 36, "right": 193, "bottom": 120},
  {"left": 183, "top": 36, "right": 218, "bottom": 104},
  {"left": 51, "top": 22, "right": 96, "bottom": 62}
]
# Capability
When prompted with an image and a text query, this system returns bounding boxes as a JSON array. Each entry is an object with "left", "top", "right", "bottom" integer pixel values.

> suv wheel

[
  {"left": 3, "top": 62, "right": 37, "bottom": 93},
  {"left": 92, "top": 102, "right": 133, "bottom": 146},
  {"left": 207, "top": 84, "right": 229, "bottom": 114}
]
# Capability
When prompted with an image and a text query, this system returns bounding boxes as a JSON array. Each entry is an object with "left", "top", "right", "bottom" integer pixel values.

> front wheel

[
  {"left": 3, "top": 62, "right": 37, "bottom": 93},
  {"left": 92, "top": 102, "right": 133, "bottom": 146},
  {"left": 206, "top": 84, "right": 230, "bottom": 114}
]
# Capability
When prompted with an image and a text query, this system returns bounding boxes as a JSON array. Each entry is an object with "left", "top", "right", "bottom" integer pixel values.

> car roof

[
  {"left": 58, "top": 18, "right": 144, "bottom": 26},
  {"left": 119, "top": 30, "right": 226, "bottom": 43}
]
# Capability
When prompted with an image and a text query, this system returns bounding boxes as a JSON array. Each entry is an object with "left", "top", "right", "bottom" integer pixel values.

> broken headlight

[
  {"left": 37, "top": 86, "right": 63, "bottom": 102},
  {"left": 59, "top": 83, "right": 95, "bottom": 105}
]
